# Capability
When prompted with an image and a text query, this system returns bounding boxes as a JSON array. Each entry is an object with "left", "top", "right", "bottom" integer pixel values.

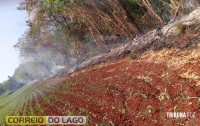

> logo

[
  {"left": 6, "top": 116, "right": 86, "bottom": 125},
  {"left": 166, "top": 112, "right": 195, "bottom": 119}
]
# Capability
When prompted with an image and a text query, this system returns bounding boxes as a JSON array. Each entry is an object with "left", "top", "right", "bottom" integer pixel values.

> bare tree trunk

[
  {"left": 117, "top": 0, "right": 143, "bottom": 34},
  {"left": 141, "top": 0, "right": 164, "bottom": 24}
]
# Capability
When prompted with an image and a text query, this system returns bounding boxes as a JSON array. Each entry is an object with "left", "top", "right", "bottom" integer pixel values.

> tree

[
  {"left": 117, "top": 0, "right": 143, "bottom": 34},
  {"left": 18, "top": 0, "right": 199, "bottom": 74},
  {"left": 17, "top": 0, "right": 144, "bottom": 55},
  {"left": 140, "top": 0, "right": 164, "bottom": 24}
]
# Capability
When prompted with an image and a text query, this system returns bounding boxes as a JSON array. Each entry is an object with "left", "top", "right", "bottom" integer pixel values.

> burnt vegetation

[
  {"left": 12, "top": 0, "right": 199, "bottom": 81},
  {"left": 1, "top": 0, "right": 200, "bottom": 125}
]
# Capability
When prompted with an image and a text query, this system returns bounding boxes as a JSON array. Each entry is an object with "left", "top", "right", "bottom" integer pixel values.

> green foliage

[
  {"left": 149, "top": 0, "right": 171, "bottom": 21},
  {"left": 127, "top": 0, "right": 146, "bottom": 19},
  {"left": 174, "top": 22, "right": 187, "bottom": 35},
  {"left": 0, "top": 83, "right": 6, "bottom": 94}
]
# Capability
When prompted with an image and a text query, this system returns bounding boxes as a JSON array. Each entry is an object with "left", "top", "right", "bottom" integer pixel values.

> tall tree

[
  {"left": 141, "top": 0, "right": 164, "bottom": 24},
  {"left": 117, "top": 0, "right": 143, "bottom": 34}
]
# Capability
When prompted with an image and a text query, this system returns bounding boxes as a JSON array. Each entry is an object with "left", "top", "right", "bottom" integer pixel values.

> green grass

[
  {"left": 0, "top": 82, "right": 51, "bottom": 124},
  {"left": 0, "top": 84, "right": 30, "bottom": 124}
]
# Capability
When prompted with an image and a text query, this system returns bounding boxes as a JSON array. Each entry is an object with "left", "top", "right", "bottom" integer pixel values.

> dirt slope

[{"left": 5, "top": 33, "right": 198, "bottom": 126}]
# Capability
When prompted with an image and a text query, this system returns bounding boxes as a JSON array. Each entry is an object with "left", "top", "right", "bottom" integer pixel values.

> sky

[{"left": 0, "top": 0, "right": 28, "bottom": 83}]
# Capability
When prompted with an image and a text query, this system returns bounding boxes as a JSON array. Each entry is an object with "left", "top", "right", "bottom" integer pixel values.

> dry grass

[
  {"left": 180, "top": 69, "right": 200, "bottom": 80},
  {"left": 139, "top": 44, "right": 200, "bottom": 69},
  {"left": 136, "top": 75, "right": 152, "bottom": 83}
]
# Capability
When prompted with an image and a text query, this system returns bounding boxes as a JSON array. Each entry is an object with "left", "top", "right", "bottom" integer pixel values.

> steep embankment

[
  {"left": 0, "top": 32, "right": 199, "bottom": 125},
  {"left": 0, "top": 8, "right": 200, "bottom": 126}
]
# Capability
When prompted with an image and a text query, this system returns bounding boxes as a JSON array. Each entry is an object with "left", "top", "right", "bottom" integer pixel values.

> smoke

[
  {"left": 12, "top": 43, "right": 78, "bottom": 84},
  {"left": 12, "top": 34, "right": 131, "bottom": 86}
]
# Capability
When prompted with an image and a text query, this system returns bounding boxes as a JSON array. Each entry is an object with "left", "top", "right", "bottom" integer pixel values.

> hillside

[
  {"left": 0, "top": 32, "right": 200, "bottom": 125},
  {"left": 1, "top": 1, "right": 200, "bottom": 126}
]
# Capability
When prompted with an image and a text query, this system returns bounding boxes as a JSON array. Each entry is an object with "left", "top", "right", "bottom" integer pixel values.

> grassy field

[
  {"left": 0, "top": 80, "right": 53, "bottom": 125},
  {"left": 0, "top": 84, "right": 30, "bottom": 124}
]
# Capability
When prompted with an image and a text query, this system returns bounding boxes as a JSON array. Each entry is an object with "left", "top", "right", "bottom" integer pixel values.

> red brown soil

[{"left": 18, "top": 34, "right": 200, "bottom": 126}]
